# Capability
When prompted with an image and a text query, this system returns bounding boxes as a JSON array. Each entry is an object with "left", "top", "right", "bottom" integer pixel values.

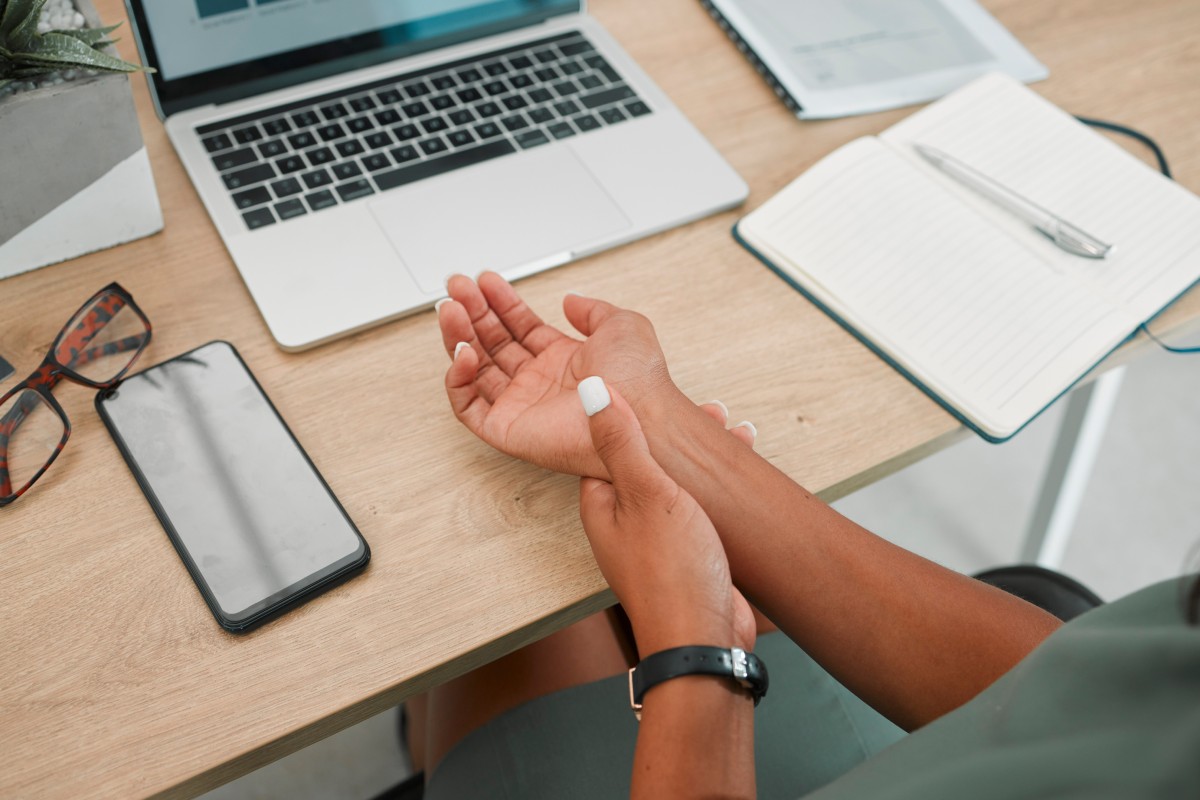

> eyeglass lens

[
  {"left": 53, "top": 290, "right": 149, "bottom": 384},
  {"left": 0, "top": 390, "right": 66, "bottom": 498}
]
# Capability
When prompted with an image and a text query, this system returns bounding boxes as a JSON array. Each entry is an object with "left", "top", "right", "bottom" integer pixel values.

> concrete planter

[{"left": 0, "top": 0, "right": 162, "bottom": 280}]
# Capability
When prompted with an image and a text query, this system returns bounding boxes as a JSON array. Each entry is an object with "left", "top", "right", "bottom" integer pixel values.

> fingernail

[
  {"left": 454, "top": 341, "right": 471, "bottom": 359},
  {"left": 734, "top": 420, "right": 757, "bottom": 439},
  {"left": 435, "top": 297, "right": 451, "bottom": 312},
  {"left": 565, "top": 290, "right": 583, "bottom": 297},
  {"left": 707, "top": 400, "right": 729, "bottom": 422},
  {"left": 578, "top": 376, "right": 611, "bottom": 417}
]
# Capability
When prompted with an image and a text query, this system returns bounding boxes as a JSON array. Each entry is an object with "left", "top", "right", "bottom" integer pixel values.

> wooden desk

[{"left": 2, "top": 1, "right": 1198, "bottom": 796}]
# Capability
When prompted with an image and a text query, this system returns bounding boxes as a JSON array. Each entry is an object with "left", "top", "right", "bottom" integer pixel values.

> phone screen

[{"left": 97, "top": 341, "right": 368, "bottom": 631}]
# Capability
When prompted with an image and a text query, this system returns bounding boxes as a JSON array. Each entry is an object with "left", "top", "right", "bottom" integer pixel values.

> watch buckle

[{"left": 628, "top": 667, "right": 643, "bottom": 722}]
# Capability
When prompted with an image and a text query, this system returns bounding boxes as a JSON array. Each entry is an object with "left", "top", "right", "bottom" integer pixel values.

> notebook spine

[{"left": 698, "top": 0, "right": 804, "bottom": 115}]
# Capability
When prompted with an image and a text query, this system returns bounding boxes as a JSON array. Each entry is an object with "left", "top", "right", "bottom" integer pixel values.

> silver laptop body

[{"left": 127, "top": 1, "right": 747, "bottom": 350}]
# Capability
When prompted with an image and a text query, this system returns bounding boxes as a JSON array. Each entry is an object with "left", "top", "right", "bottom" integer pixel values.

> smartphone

[{"left": 96, "top": 341, "right": 369, "bottom": 632}]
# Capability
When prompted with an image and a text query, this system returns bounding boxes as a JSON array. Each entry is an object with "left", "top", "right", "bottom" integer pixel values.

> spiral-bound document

[
  {"left": 701, "top": 0, "right": 1047, "bottom": 118},
  {"left": 735, "top": 74, "right": 1200, "bottom": 441}
]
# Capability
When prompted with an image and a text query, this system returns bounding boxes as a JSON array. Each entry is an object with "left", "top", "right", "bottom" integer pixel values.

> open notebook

[{"left": 736, "top": 73, "right": 1200, "bottom": 441}]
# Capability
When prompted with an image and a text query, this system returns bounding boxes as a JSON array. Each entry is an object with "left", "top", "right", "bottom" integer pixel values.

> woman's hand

[
  {"left": 437, "top": 272, "right": 754, "bottom": 478},
  {"left": 575, "top": 377, "right": 755, "bottom": 656}
]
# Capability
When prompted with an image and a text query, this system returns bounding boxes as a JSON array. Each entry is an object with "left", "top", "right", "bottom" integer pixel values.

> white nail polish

[
  {"left": 565, "top": 290, "right": 583, "bottom": 297},
  {"left": 454, "top": 341, "right": 471, "bottom": 359},
  {"left": 734, "top": 420, "right": 758, "bottom": 439},
  {"left": 707, "top": 400, "right": 729, "bottom": 422},
  {"left": 578, "top": 376, "right": 611, "bottom": 416},
  {"left": 435, "top": 297, "right": 451, "bottom": 312}
]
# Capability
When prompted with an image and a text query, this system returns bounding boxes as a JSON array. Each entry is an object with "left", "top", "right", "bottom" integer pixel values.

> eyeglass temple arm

[{"left": 0, "top": 391, "right": 42, "bottom": 497}]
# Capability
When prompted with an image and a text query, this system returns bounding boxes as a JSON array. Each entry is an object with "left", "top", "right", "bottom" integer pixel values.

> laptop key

[
  {"left": 419, "top": 136, "right": 448, "bottom": 156},
  {"left": 393, "top": 124, "right": 420, "bottom": 141},
  {"left": 242, "top": 207, "right": 276, "bottom": 229},
  {"left": 213, "top": 147, "right": 259, "bottom": 172},
  {"left": 578, "top": 74, "right": 603, "bottom": 91},
  {"left": 349, "top": 95, "right": 376, "bottom": 113},
  {"left": 332, "top": 162, "right": 363, "bottom": 181},
  {"left": 456, "top": 67, "right": 483, "bottom": 83},
  {"left": 276, "top": 155, "right": 306, "bottom": 174},
  {"left": 404, "top": 80, "right": 432, "bottom": 97},
  {"left": 272, "top": 177, "right": 303, "bottom": 197},
  {"left": 275, "top": 198, "right": 307, "bottom": 220},
  {"left": 510, "top": 74, "right": 533, "bottom": 89},
  {"left": 431, "top": 75, "right": 457, "bottom": 91},
  {"left": 501, "top": 115, "right": 529, "bottom": 132},
  {"left": 510, "top": 55, "right": 534, "bottom": 70},
  {"left": 625, "top": 100, "right": 651, "bottom": 117},
  {"left": 233, "top": 125, "right": 262, "bottom": 144},
  {"left": 223, "top": 163, "right": 275, "bottom": 190},
  {"left": 449, "top": 109, "right": 475, "bottom": 126},
  {"left": 306, "top": 189, "right": 337, "bottom": 211},
  {"left": 347, "top": 116, "right": 374, "bottom": 134},
  {"left": 320, "top": 102, "right": 350, "bottom": 120},
  {"left": 580, "top": 85, "right": 636, "bottom": 109},
  {"left": 447, "top": 129, "right": 476, "bottom": 148},
  {"left": 376, "top": 109, "right": 402, "bottom": 126},
  {"left": 317, "top": 123, "right": 347, "bottom": 141},
  {"left": 365, "top": 131, "right": 393, "bottom": 149},
  {"left": 306, "top": 146, "right": 335, "bottom": 165},
  {"left": 573, "top": 114, "right": 601, "bottom": 132},
  {"left": 533, "top": 49, "right": 557, "bottom": 64},
  {"left": 337, "top": 179, "right": 376, "bottom": 202},
  {"left": 528, "top": 107, "right": 554, "bottom": 124},
  {"left": 375, "top": 139, "right": 517, "bottom": 191},
  {"left": 502, "top": 95, "right": 528, "bottom": 111},
  {"left": 288, "top": 131, "right": 317, "bottom": 149},
  {"left": 560, "top": 39, "right": 595, "bottom": 56},
  {"left": 482, "top": 80, "right": 508, "bottom": 96},
  {"left": 534, "top": 67, "right": 559, "bottom": 82},
  {"left": 474, "top": 121, "right": 502, "bottom": 139},
  {"left": 515, "top": 130, "right": 550, "bottom": 149},
  {"left": 548, "top": 122, "right": 576, "bottom": 139},
  {"left": 377, "top": 88, "right": 402, "bottom": 105},
  {"left": 529, "top": 88, "right": 553, "bottom": 104},
  {"left": 553, "top": 80, "right": 579, "bottom": 96},
  {"left": 391, "top": 145, "right": 419, "bottom": 163},
  {"left": 292, "top": 110, "right": 320, "bottom": 128},
  {"left": 559, "top": 61, "right": 584, "bottom": 76},
  {"left": 422, "top": 117, "right": 449, "bottom": 134},
  {"left": 599, "top": 107, "right": 627, "bottom": 125},
  {"left": 302, "top": 168, "right": 333, "bottom": 189},
  {"left": 259, "top": 139, "right": 287, "bottom": 159},
  {"left": 203, "top": 133, "right": 233, "bottom": 152},
  {"left": 554, "top": 99, "right": 581, "bottom": 116},
  {"left": 402, "top": 101, "right": 431, "bottom": 118},
  {"left": 233, "top": 186, "right": 271, "bottom": 209},
  {"left": 363, "top": 153, "right": 391, "bottom": 172},
  {"left": 476, "top": 101, "right": 502, "bottom": 117},
  {"left": 483, "top": 61, "right": 508, "bottom": 76},
  {"left": 263, "top": 118, "right": 292, "bottom": 136},
  {"left": 430, "top": 94, "right": 455, "bottom": 111},
  {"left": 336, "top": 139, "right": 366, "bottom": 158},
  {"left": 457, "top": 87, "right": 482, "bottom": 103}
]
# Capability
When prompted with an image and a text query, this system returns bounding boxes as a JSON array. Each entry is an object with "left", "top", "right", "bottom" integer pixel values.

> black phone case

[{"left": 95, "top": 340, "right": 369, "bottom": 633}]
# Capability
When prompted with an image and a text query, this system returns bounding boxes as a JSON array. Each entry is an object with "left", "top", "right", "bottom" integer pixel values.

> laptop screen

[{"left": 128, "top": 0, "right": 580, "bottom": 117}]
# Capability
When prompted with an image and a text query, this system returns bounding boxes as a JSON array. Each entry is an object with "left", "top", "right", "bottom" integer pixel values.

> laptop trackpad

[{"left": 368, "top": 147, "right": 631, "bottom": 295}]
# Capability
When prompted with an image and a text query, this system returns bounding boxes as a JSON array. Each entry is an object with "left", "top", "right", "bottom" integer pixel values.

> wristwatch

[{"left": 628, "top": 646, "right": 769, "bottom": 721}]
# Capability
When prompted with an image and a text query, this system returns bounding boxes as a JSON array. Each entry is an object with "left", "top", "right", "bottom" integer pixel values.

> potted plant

[{"left": 0, "top": 0, "right": 163, "bottom": 280}]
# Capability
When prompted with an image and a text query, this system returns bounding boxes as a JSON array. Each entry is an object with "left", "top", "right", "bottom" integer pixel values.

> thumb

[
  {"left": 577, "top": 376, "right": 670, "bottom": 505},
  {"left": 563, "top": 293, "right": 621, "bottom": 337}
]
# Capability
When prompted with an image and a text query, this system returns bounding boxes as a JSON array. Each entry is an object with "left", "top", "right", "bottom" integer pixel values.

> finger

[
  {"left": 579, "top": 476, "right": 617, "bottom": 528},
  {"left": 699, "top": 400, "right": 729, "bottom": 426},
  {"left": 478, "top": 271, "right": 569, "bottom": 355},
  {"left": 731, "top": 420, "right": 757, "bottom": 449},
  {"left": 563, "top": 292, "right": 622, "bottom": 338},
  {"left": 445, "top": 342, "right": 491, "bottom": 433},
  {"left": 449, "top": 273, "right": 534, "bottom": 376},
  {"left": 438, "top": 299, "right": 511, "bottom": 404},
  {"left": 578, "top": 376, "right": 673, "bottom": 504}
]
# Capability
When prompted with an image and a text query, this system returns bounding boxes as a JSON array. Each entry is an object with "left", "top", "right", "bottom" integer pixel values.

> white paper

[{"left": 709, "top": 0, "right": 1047, "bottom": 118}]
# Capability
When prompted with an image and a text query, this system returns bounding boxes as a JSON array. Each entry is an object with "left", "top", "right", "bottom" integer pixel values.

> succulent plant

[{"left": 0, "top": 0, "right": 150, "bottom": 92}]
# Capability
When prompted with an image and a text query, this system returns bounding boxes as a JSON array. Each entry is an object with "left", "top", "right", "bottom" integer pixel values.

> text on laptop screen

[{"left": 142, "top": 0, "right": 577, "bottom": 82}]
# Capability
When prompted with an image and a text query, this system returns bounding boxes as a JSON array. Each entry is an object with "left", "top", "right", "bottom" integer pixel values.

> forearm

[
  {"left": 641, "top": 390, "right": 1062, "bottom": 731},
  {"left": 633, "top": 675, "right": 756, "bottom": 800}
]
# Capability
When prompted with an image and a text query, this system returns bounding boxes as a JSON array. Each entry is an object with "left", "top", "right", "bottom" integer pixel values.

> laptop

[{"left": 125, "top": 1, "right": 748, "bottom": 351}]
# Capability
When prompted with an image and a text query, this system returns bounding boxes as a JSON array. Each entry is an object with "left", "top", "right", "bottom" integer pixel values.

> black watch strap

[{"left": 628, "top": 646, "right": 768, "bottom": 720}]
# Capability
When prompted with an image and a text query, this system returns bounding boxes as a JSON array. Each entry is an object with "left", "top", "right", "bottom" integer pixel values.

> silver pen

[{"left": 913, "top": 143, "right": 1113, "bottom": 260}]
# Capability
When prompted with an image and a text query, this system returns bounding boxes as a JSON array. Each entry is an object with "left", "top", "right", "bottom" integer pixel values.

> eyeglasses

[{"left": 0, "top": 283, "right": 151, "bottom": 506}]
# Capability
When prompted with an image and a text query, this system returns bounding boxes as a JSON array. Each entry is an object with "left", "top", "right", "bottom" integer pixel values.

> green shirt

[{"left": 812, "top": 576, "right": 1200, "bottom": 799}]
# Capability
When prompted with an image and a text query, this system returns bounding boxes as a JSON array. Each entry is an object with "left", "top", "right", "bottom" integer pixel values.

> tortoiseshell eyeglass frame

[{"left": 0, "top": 283, "right": 151, "bottom": 506}]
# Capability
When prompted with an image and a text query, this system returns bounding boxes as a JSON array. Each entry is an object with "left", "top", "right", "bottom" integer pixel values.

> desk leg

[{"left": 1020, "top": 367, "right": 1126, "bottom": 569}]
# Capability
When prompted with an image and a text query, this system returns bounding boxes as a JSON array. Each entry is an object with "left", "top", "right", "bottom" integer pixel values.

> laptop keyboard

[{"left": 195, "top": 31, "right": 653, "bottom": 231}]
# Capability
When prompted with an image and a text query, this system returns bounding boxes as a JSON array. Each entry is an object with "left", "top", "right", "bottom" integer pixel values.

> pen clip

[{"left": 1036, "top": 219, "right": 1113, "bottom": 260}]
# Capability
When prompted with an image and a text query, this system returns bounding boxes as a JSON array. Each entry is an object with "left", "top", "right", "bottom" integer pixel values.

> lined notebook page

[
  {"left": 881, "top": 73, "right": 1200, "bottom": 324},
  {"left": 741, "top": 137, "right": 1139, "bottom": 437}
]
